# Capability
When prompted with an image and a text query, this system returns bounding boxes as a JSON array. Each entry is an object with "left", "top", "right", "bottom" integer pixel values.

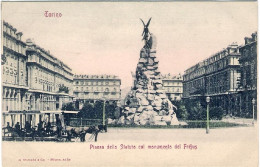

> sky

[{"left": 2, "top": 2, "right": 258, "bottom": 89}]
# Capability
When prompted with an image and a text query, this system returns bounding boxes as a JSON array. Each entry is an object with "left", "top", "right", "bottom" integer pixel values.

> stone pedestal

[{"left": 121, "top": 35, "right": 179, "bottom": 126}]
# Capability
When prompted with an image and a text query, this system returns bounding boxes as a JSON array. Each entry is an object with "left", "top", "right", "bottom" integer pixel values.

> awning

[
  {"left": 40, "top": 110, "right": 62, "bottom": 114},
  {"left": 7, "top": 110, "right": 41, "bottom": 114},
  {"left": 62, "top": 111, "right": 79, "bottom": 114}
]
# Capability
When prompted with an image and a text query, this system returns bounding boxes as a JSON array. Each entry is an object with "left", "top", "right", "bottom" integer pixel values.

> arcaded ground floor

[{"left": 2, "top": 126, "right": 258, "bottom": 167}]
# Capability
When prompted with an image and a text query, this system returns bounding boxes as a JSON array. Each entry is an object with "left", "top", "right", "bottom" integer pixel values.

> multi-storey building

[
  {"left": 239, "top": 32, "right": 257, "bottom": 117},
  {"left": 183, "top": 43, "right": 241, "bottom": 115},
  {"left": 1, "top": 21, "right": 74, "bottom": 112},
  {"left": 2, "top": 21, "right": 27, "bottom": 112},
  {"left": 161, "top": 73, "right": 183, "bottom": 101},
  {"left": 73, "top": 74, "right": 121, "bottom": 109},
  {"left": 26, "top": 39, "right": 74, "bottom": 111}
]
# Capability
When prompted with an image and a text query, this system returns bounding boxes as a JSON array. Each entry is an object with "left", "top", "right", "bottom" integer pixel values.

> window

[{"left": 226, "top": 59, "right": 229, "bottom": 66}]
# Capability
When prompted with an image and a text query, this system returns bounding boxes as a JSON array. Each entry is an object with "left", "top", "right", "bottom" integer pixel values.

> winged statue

[{"left": 140, "top": 17, "right": 152, "bottom": 41}]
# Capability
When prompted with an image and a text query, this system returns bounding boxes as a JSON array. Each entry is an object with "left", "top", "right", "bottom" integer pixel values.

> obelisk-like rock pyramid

[{"left": 119, "top": 33, "right": 179, "bottom": 126}]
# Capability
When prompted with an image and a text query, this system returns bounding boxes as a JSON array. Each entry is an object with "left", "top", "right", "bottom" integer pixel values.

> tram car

[
  {"left": 2, "top": 110, "right": 75, "bottom": 141},
  {"left": 2, "top": 110, "right": 101, "bottom": 142}
]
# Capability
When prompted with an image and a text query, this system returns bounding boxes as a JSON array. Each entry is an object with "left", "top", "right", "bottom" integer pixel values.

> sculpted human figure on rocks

[
  {"left": 118, "top": 18, "right": 179, "bottom": 126},
  {"left": 147, "top": 33, "right": 157, "bottom": 50}
]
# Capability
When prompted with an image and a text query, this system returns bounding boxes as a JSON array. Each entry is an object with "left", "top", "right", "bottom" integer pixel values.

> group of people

[{"left": 4, "top": 119, "right": 62, "bottom": 137}]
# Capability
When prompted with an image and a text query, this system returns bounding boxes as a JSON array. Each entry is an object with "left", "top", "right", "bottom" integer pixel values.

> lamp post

[
  {"left": 206, "top": 96, "right": 210, "bottom": 134},
  {"left": 101, "top": 97, "right": 107, "bottom": 132},
  {"left": 102, "top": 99, "right": 106, "bottom": 127},
  {"left": 252, "top": 98, "right": 256, "bottom": 125}
]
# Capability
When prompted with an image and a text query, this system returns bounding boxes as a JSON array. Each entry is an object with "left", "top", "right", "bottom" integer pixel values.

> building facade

[
  {"left": 2, "top": 21, "right": 27, "bottom": 112},
  {"left": 183, "top": 43, "right": 241, "bottom": 115},
  {"left": 2, "top": 21, "right": 74, "bottom": 112},
  {"left": 238, "top": 32, "right": 257, "bottom": 117},
  {"left": 26, "top": 39, "right": 74, "bottom": 111},
  {"left": 161, "top": 73, "right": 183, "bottom": 101},
  {"left": 73, "top": 74, "right": 121, "bottom": 109}
]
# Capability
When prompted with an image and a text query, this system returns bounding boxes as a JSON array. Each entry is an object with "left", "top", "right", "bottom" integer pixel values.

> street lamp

[
  {"left": 252, "top": 98, "right": 256, "bottom": 125},
  {"left": 101, "top": 97, "right": 107, "bottom": 132},
  {"left": 206, "top": 96, "right": 210, "bottom": 134},
  {"left": 102, "top": 98, "right": 106, "bottom": 126}
]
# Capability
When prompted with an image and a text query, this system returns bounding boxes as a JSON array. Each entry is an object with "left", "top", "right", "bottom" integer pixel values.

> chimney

[
  {"left": 251, "top": 32, "right": 257, "bottom": 41},
  {"left": 16, "top": 32, "right": 23, "bottom": 40},
  {"left": 244, "top": 37, "right": 252, "bottom": 44}
]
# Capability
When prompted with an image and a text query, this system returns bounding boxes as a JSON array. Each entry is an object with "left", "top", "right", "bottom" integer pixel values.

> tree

[
  {"left": 62, "top": 102, "right": 77, "bottom": 111},
  {"left": 78, "top": 101, "right": 119, "bottom": 120},
  {"left": 187, "top": 102, "right": 206, "bottom": 120},
  {"left": 175, "top": 105, "right": 188, "bottom": 120},
  {"left": 209, "top": 106, "right": 224, "bottom": 120},
  {"left": 171, "top": 101, "right": 188, "bottom": 120},
  {"left": 94, "top": 101, "right": 104, "bottom": 119},
  {"left": 105, "top": 102, "right": 118, "bottom": 119},
  {"left": 78, "top": 102, "right": 94, "bottom": 118}
]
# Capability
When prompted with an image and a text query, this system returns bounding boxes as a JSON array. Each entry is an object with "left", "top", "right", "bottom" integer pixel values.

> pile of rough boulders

[{"left": 117, "top": 36, "right": 179, "bottom": 126}]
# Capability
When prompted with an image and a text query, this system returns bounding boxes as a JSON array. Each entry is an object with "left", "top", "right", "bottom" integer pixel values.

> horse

[{"left": 65, "top": 126, "right": 100, "bottom": 142}]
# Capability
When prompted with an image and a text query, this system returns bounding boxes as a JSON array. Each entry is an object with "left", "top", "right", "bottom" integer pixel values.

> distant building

[
  {"left": 73, "top": 74, "right": 121, "bottom": 109},
  {"left": 183, "top": 43, "right": 241, "bottom": 115},
  {"left": 238, "top": 32, "right": 257, "bottom": 117},
  {"left": 2, "top": 21, "right": 74, "bottom": 112},
  {"left": 161, "top": 73, "right": 183, "bottom": 101}
]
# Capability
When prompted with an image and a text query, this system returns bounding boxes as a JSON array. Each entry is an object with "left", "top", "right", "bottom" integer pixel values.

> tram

[{"left": 2, "top": 110, "right": 78, "bottom": 141}]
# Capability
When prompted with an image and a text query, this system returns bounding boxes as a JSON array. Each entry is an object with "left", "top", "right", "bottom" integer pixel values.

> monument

[{"left": 118, "top": 18, "right": 179, "bottom": 125}]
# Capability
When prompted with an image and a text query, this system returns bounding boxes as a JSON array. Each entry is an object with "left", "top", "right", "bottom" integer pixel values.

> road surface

[{"left": 2, "top": 126, "right": 258, "bottom": 167}]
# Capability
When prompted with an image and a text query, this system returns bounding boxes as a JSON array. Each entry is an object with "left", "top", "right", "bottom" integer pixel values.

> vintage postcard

[{"left": 1, "top": 1, "right": 258, "bottom": 167}]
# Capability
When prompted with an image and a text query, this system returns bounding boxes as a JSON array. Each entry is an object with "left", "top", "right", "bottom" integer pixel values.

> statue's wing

[
  {"left": 146, "top": 17, "right": 152, "bottom": 27},
  {"left": 140, "top": 18, "right": 145, "bottom": 27}
]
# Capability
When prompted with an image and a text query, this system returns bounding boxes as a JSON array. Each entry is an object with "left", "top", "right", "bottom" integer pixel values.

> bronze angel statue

[{"left": 140, "top": 17, "right": 152, "bottom": 41}]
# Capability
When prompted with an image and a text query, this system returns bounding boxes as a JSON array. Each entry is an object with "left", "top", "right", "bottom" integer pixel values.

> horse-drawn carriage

[{"left": 2, "top": 110, "right": 102, "bottom": 142}]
